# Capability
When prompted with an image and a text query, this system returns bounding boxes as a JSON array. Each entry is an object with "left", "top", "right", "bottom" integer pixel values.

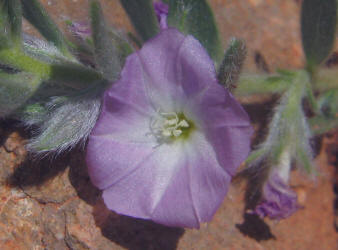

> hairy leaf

[
  {"left": 301, "top": 0, "right": 337, "bottom": 70},
  {"left": 90, "top": 0, "right": 121, "bottom": 80},
  {"left": 218, "top": 38, "right": 246, "bottom": 91},
  {"left": 318, "top": 89, "right": 338, "bottom": 118},
  {"left": 27, "top": 89, "right": 102, "bottom": 154},
  {"left": 0, "top": 0, "right": 22, "bottom": 46},
  {"left": 120, "top": 0, "right": 159, "bottom": 42},
  {"left": 21, "top": 0, "right": 73, "bottom": 57},
  {"left": 167, "top": 0, "right": 222, "bottom": 62},
  {"left": 0, "top": 71, "right": 41, "bottom": 117}
]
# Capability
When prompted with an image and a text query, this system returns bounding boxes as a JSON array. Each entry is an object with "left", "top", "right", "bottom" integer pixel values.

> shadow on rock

[
  {"left": 68, "top": 149, "right": 101, "bottom": 205},
  {"left": 93, "top": 198, "right": 185, "bottom": 250},
  {"left": 7, "top": 152, "right": 70, "bottom": 188},
  {"left": 236, "top": 213, "right": 275, "bottom": 242},
  {"left": 234, "top": 168, "right": 275, "bottom": 241},
  {"left": 0, "top": 119, "right": 28, "bottom": 148}
]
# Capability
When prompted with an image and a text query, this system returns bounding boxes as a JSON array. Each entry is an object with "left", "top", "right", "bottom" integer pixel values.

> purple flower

[
  {"left": 154, "top": 1, "right": 169, "bottom": 30},
  {"left": 86, "top": 28, "right": 253, "bottom": 228},
  {"left": 254, "top": 171, "right": 299, "bottom": 220}
]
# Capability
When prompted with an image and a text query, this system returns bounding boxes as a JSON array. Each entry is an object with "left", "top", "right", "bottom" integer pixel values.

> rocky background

[{"left": 0, "top": 0, "right": 337, "bottom": 249}]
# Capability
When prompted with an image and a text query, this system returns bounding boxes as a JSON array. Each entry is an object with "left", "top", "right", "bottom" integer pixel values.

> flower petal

[
  {"left": 174, "top": 35, "right": 218, "bottom": 99},
  {"left": 99, "top": 131, "right": 230, "bottom": 228},
  {"left": 87, "top": 138, "right": 155, "bottom": 190},
  {"left": 184, "top": 86, "right": 253, "bottom": 176},
  {"left": 151, "top": 132, "right": 231, "bottom": 228},
  {"left": 136, "top": 28, "right": 186, "bottom": 111},
  {"left": 136, "top": 28, "right": 218, "bottom": 111},
  {"left": 101, "top": 142, "right": 185, "bottom": 221}
]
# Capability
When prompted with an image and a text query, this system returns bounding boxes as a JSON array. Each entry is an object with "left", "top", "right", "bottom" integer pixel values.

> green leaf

[
  {"left": 301, "top": 0, "right": 337, "bottom": 70},
  {"left": 218, "top": 38, "right": 246, "bottom": 91},
  {"left": 21, "top": 0, "right": 73, "bottom": 58},
  {"left": 317, "top": 89, "right": 338, "bottom": 118},
  {"left": 0, "top": 0, "right": 22, "bottom": 47},
  {"left": 50, "top": 63, "right": 105, "bottom": 89},
  {"left": 17, "top": 102, "right": 47, "bottom": 126},
  {"left": 0, "top": 71, "right": 41, "bottom": 117},
  {"left": 110, "top": 30, "right": 134, "bottom": 66},
  {"left": 296, "top": 147, "right": 315, "bottom": 174},
  {"left": 23, "top": 33, "right": 72, "bottom": 63},
  {"left": 27, "top": 90, "right": 101, "bottom": 153},
  {"left": 90, "top": 0, "right": 121, "bottom": 80},
  {"left": 309, "top": 115, "right": 338, "bottom": 135},
  {"left": 167, "top": 0, "right": 222, "bottom": 62},
  {"left": 244, "top": 148, "right": 266, "bottom": 166},
  {"left": 120, "top": 0, "right": 159, "bottom": 42},
  {"left": 0, "top": 47, "right": 104, "bottom": 89}
]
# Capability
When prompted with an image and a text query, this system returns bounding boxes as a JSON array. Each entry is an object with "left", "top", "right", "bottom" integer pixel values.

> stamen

[
  {"left": 178, "top": 120, "right": 189, "bottom": 128},
  {"left": 173, "top": 129, "right": 182, "bottom": 137},
  {"left": 149, "top": 110, "right": 191, "bottom": 142}
]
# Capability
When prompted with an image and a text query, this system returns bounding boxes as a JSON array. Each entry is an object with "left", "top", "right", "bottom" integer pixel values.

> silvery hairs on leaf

[
  {"left": 23, "top": 33, "right": 73, "bottom": 64},
  {"left": 218, "top": 38, "right": 247, "bottom": 91},
  {"left": 246, "top": 72, "right": 314, "bottom": 174},
  {"left": 26, "top": 88, "right": 102, "bottom": 155}
]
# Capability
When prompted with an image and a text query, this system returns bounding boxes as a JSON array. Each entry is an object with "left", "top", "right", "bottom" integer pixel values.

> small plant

[{"left": 0, "top": 0, "right": 337, "bottom": 227}]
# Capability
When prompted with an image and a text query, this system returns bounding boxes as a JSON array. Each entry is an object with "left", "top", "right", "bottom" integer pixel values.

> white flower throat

[{"left": 150, "top": 110, "right": 191, "bottom": 141}]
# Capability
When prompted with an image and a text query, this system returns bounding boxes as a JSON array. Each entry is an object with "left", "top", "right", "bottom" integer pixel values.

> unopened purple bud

[
  {"left": 154, "top": 1, "right": 169, "bottom": 30},
  {"left": 254, "top": 172, "right": 299, "bottom": 220}
]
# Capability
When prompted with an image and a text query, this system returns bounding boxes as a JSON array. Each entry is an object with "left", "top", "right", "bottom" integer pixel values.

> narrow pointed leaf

[
  {"left": 301, "top": 0, "right": 337, "bottom": 70},
  {"left": 0, "top": 71, "right": 41, "bottom": 117},
  {"left": 90, "top": 0, "right": 121, "bottom": 80},
  {"left": 120, "top": 0, "right": 159, "bottom": 42},
  {"left": 0, "top": 47, "right": 104, "bottom": 89},
  {"left": 318, "top": 89, "right": 338, "bottom": 118},
  {"left": 21, "top": 0, "right": 73, "bottom": 57},
  {"left": 245, "top": 148, "right": 266, "bottom": 166},
  {"left": 296, "top": 147, "right": 315, "bottom": 174},
  {"left": 167, "top": 0, "right": 222, "bottom": 62},
  {"left": 0, "top": 0, "right": 22, "bottom": 46},
  {"left": 23, "top": 33, "right": 72, "bottom": 63},
  {"left": 110, "top": 30, "right": 134, "bottom": 66},
  {"left": 218, "top": 38, "right": 246, "bottom": 91}
]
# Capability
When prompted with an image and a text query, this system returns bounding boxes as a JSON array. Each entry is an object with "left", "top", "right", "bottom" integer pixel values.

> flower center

[{"left": 150, "top": 110, "right": 193, "bottom": 142}]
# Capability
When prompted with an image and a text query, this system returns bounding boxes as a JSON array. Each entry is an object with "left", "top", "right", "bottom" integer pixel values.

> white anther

[
  {"left": 173, "top": 129, "right": 182, "bottom": 137},
  {"left": 149, "top": 109, "right": 190, "bottom": 142},
  {"left": 178, "top": 120, "right": 189, "bottom": 128},
  {"left": 162, "top": 129, "right": 172, "bottom": 137},
  {"left": 164, "top": 118, "right": 178, "bottom": 126}
]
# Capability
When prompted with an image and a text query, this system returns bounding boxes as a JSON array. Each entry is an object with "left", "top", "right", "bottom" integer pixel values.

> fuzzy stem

[
  {"left": 276, "top": 149, "right": 291, "bottom": 183},
  {"left": 236, "top": 69, "right": 337, "bottom": 96}
]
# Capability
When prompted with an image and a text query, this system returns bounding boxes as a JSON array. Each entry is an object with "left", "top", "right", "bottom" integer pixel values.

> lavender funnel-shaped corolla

[{"left": 86, "top": 28, "right": 253, "bottom": 228}]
